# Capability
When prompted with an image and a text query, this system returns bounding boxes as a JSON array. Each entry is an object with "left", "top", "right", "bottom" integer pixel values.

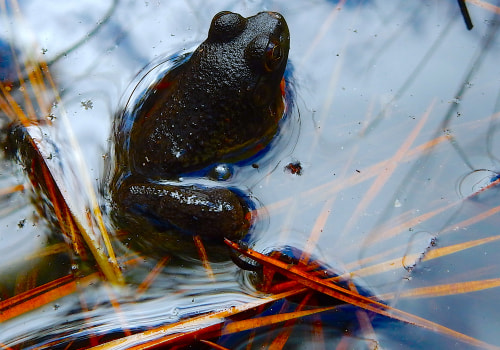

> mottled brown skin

[{"left": 110, "top": 11, "right": 289, "bottom": 253}]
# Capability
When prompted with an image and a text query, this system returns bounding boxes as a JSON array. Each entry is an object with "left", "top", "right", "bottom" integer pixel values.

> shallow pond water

[{"left": 1, "top": 0, "right": 500, "bottom": 348}]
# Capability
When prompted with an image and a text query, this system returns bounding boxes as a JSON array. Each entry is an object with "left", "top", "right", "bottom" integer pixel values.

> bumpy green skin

[{"left": 111, "top": 11, "right": 290, "bottom": 253}]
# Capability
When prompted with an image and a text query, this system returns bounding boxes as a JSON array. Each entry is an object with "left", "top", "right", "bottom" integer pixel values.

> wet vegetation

[{"left": 1, "top": 0, "right": 500, "bottom": 349}]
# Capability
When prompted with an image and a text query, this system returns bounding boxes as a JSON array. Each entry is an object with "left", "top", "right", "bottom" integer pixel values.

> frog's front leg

[{"left": 114, "top": 180, "right": 252, "bottom": 241}]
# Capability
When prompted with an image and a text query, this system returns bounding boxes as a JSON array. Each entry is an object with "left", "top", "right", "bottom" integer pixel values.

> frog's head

[{"left": 198, "top": 11, "right": 290, "bottom": 109}]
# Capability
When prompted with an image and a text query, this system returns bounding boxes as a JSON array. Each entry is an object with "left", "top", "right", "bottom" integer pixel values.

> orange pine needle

[
  {"left": 25, "top": 242, "right": 68, "bottom": 260},
  {"left": 88, "top": 288, "right": 303, "bottom": 349},
  {"left": 298, "top": 0, "right": 345, "bottom": 68},
  {"left": 363, "top": 200, "right": 457, "bottom": 248},
  {"left": 104, "top": 284, "right": 132, "bottom": 337},
  {"left": 340, "top": 101, "right": 435, "bottom": 239},
  {"left": 379, "top": 278, "right": 500, "bottom": 300},
  {"left": 267, "top": 292, "right": 314, "bottom": 350},
  {"left": 223, "top": 305, "right": 337, "bottom": 336},
  {"left": 0, "top": 342, "right": 15, "bottom": 350},
  {"left": 225, "top": 239, "right": 499, "bottom": 349},
  {"left": 7, "top": 38, "right": 37, "bottom": 124},
  {"left": 405, "top": 134, "right": 450, "bottom": 158},
  {"left": 193, "top": 234, "right": 215, "bottom": 281},
  {"left": 442, "top": 204, "right": 500, "bottom": 234},
  {"left": 467, "top": 0, "right": 500, "bottom": 14},
  {"left": 349, "top": 281, "right": 378, "bottom": 345},
  {"left": 0, "top": 81, "right": 30, "bottom": 125},
  {"left": 0, "top": 85, "right": 19, "bottom": 121},
  {"left": 199, "top": 339, "right": 231, "bottom": 350},
  {"left": 0, "top": 184, "right": 25, "bottom": 197},
  {"left": 351, "top": 199, "right": 500, "bottom": 273},
  {"left": 341, "top": 234, "right": 500, "bottom": 280},
  {"left": 0, "top": 274, "right": 98, "bottom": 322},
  {"left": 424, "top": 234, "right": 500, "bottom": 261},
  {"left": 301, "top": 198, "right": 334, "bottom": 264},
  {"left": 38, "top": 143, "right": 86, "bottom": 256},
  {"left": 136, "top": 256, "right": 170, "bottom": 295},
  {"left": 311, "top": 315, "right": 326, "bottom": 350},
  {"left": 25, "top": 59, "right": 51, "bottom": 117}
]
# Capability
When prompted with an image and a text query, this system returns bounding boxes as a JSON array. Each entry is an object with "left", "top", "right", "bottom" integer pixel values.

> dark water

[{"left": 1, "top": 0, "right": 500, "bottom": 348}]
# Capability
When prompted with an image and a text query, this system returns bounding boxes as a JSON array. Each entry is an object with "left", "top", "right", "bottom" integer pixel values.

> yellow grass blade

[{"left": 0, "top": 3, "right": 124, "bottom": 284}]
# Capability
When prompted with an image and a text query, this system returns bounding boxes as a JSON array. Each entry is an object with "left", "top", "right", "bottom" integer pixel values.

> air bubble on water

[
  {"left": 208, "top": 164, "right": 232, "bottom": 181},
  {"left": 457, "top": 169, "right": 500, "bottom": 198}
]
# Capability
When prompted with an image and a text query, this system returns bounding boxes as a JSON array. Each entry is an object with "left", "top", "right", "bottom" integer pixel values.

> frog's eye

[
  {"left": 246, "top": 35, "right": 285, "bottom": 73},
  {"left": 264, "top": 40, "right": 284, "bottom": 72},
  {"left": 209, "top": 11, "right": 247, "bottom": 41}
]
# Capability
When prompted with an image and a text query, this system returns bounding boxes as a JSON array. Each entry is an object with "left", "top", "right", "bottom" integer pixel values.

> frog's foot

[{"left": 115, "top": 182, "right": 252, "bottom": 241}]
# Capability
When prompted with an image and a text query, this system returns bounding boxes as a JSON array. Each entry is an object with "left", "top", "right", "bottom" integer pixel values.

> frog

[{"left": 109, "top": 11, "right": 290, "bottom": 256}]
